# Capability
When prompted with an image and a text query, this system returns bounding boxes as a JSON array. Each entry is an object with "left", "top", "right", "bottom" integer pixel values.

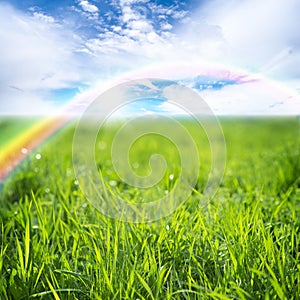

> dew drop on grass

[
  {"left": 109, "top": 180, "right": 117, "bottom": 187},
  {"left": 169, "top": 174, "right": 174, "bottom": 180},
  {"left": 21, "top": 148, "right": 28, "bottom": 154},
  {"left": 74, "top": 180, "right": 79, "bottom": 185},
  {"left": 35, "top": 153, "right": 41, "bottom": 160},
  {"left": 45, "top": 188, "right": 50, "bottom": 193}
]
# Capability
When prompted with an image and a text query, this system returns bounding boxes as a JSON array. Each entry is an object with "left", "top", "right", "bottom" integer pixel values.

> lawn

[{"left": 0, "top": 116, "right": 300, "bottom": 299}]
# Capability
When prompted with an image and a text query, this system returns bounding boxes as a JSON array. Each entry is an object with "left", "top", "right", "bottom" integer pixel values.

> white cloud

[
  {"left": 1, "top": 87, "right": 58, "bottom": 115},
  {"left": 0, "top": 4, "right": 79, "bottom": 89},
  {"left": 32, "top": 12, "right": 55, "bottom": 23},
  {"left": 161, "top": 22, "right": 172, "bottom": 31},
  {"left": 171, "top": 10, "right": 188, "bottom": 19},
  {"left": 111, "top": 25, "right": 122, "bottom": 32},
  {"left": 121, "top": 5, "right": 138, "bottom": 23},
  {"left": 80, "top": 0, "right": 178, "bottom": 63},
  {"left": 200, "top": 80, "right": 300, "bottom": 115},
  {"left": 120, "top": 0, "right": 150, "bottom": 5},
  {"left": 148, "top": 3, "right": 187, "bottom": 20},
  {"left": 129, "top": 20, "right": 152, "bottom": 33},
  {"left": 188, "top": 0, "right": 300, "bottom": 79},
  {"left": 2, "top": 0, "right": 300, "bottom": 115},
  {"left": 78, "top": 0, "right": 98, "bottom": 13},
  {"left": 0, "top": 3, "right": 87, "bottom": 114}
]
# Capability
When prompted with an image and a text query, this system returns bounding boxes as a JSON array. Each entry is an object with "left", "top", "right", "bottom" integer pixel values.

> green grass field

[{"left": 0, "top": 117, "right": 300, "bottom": 299}]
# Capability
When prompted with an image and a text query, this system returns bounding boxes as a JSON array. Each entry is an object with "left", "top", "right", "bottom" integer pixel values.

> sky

[{"left": 1, "top": 0, "right": 300, "bottom": 115}]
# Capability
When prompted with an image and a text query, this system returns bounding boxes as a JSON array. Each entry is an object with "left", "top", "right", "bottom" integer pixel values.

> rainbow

[
  {"left": 1, "top": 62, "right": 299, "bottom": 182},
  {"left": 0, "top": 116, "right": 69, "bottom": 181}
]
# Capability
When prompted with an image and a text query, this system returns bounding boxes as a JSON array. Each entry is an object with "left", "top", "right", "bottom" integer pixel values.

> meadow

[{"left": 0, "top": 116, "right": 300, "bottom": 299}]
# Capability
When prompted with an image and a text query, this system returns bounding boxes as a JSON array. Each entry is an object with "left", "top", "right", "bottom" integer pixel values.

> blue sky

[{"left": 1, "top": 0, "right": 300, "bottom": 114}]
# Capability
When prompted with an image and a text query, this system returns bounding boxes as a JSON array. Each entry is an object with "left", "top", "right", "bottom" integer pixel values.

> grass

[{"left": 0, "top": 116, "right": 300, "bottom": 299}]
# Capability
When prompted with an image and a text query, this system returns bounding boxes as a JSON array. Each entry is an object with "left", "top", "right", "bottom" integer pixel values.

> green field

[{"left": 0, "top": 117, "right": 300, "bottom": 299}]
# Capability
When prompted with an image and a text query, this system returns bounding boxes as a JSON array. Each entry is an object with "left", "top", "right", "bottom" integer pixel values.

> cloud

[
  {"left": 86, "top": 0, "right": 300, "bottom": 83},
  {"left": 187, "top": 0, "right": 300, "bottom": 79},
  {"left": 200, "top": 80, "right": 300, "bottom": 115},
  {"left": 76, "top": 0, "right": 99, "bottom": 20},
  {"left": 147, "top": 3, "right": 188, "bottom": 20},
  {"left": 32, "top": 12, "right": 55, "bottom": 23},
  {"left": 78, "top": 0, "right": 98, "bottom": 13},
  {"left": 1, "top": 0, "right": 300, "bottom": 115},
  {"left": 0, "top": 3, "right": 85, "bottom": 114},
  {"left": 79, "top": 0, "right": 180, "bottom": 65},
  {"left": 161, "top": 22, "right": 172, "bottom": 31},
  {"left": 2, "top": 87, "right": 58, "bottom": 115}
]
